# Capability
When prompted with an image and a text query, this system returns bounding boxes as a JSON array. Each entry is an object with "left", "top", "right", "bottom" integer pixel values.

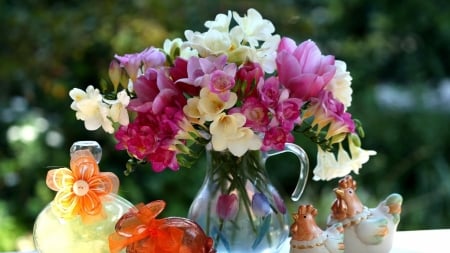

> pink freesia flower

[
  {"left": 115, "top": 115, "right": 159, "bottom": 160},
  {"left": 233, "top": 97, "right": 269, "bottom": 132},
  {"left": 257, "top": 76, "right": 281, "bottom": 108},
  {"left": 128, "top": 69, "right": 159, "bottom": 112},
  {"left": 116, "top": 67, "right": 187, "bottom": 172},
  {"left": 179, "top": 55, "right": 231, "bottom": 87},
  {"left": 216, "top": 193, "right": 239, "bottom": 220},
  {"left": 129, "top": 68, "right": 186, "bottom": 114},
  {"left": 209, "top": 68, "right": 236, "bottom": 100},
  {"left": 303, "top": 90, "right": 355, "bottom": 141},
  {"left": 262, "top": 126, "right": 294, "bottom": 151},
  {"left": 114, "top": 47, "right": 165, "bottom": 81},
  {"left": 235, "top": 61, "right": 264, "bottom": 98},
  {"left": 147, "top": 147, "right": 179, "bottom": 172},
  {"left": 114, "top": 52, "right": 141, "bottom": 81},
  {"left": 115, "top": 110, "right": 182, "bottom": 172},
  {"left": 275, "top": 97, "right": 302, "bottom": 131},
  {"left": 277, "top": 38, "right": 336, "bottom": 100},
  {"left": 139, "top": 47, "right": 166, "bottom": 70},
  {"left": 170, "top": 57, "right": 201, "bottom": 96},
  {"left": 154, "top": 69, "right": 187, "bottom": 113},
  {"left": 177, "top": 55, "right": 240, "bottom": 119}
]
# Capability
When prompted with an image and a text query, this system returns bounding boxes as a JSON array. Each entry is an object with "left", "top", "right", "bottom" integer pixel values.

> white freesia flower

[
  {"left": 210, "top": 113, "right": 246, "bottom": 143},
  {"left": 313, "top": 134, "right": 377, "bottom": 181},
  {"left": 184, "top": 87, "right": 237, "bottom": 124},
  {"left": 326, "top": 60, "right": 353, "bottom": 109},
  {"left": 210, "top": 113, "right": 244, "bottom": 152},
  {"left": 163, "top": 38, "right": 198, "bottom": 59},
  {"left": 230, "top": 9, "right": 280, "bottom": 73},
  {"left": 253, "top": 34, "right": 280, "bottom": 73},
  {"left": 232, "top": 8, "right": 275, "bottom": 48},
  {"left": 183, "top": 97, "right": 204, "bottom": 124},
  {"left": 313, "top": 145, "right": 352, "bottom": 181},
  {"left": 183, "top": 8, "right": 279, "bottom": 73},
  {"left": 210, "top": 113, "right": 261, "bottom": 156},
  {"left": 69, "top": 85, "right": 114, "bottom": 133},
  {"left": 69, "top": 87, "right": 89, "bottom": 111},
  {"left": 107, "top": 90, "right": 130, "bottom": 126},
  {"left": 197, "top": 87, "right": 237, "bottom": 121},
  {"left": 184, "top": 29, "right": 232, "bottom": 57},
  {"left": 226, "top": 45, "right": 254, "bottom": 65},
  {"left": 204, "top": 11, "right": 232, "bottom": 32},
  {"left": 348, "top": 133, "right": 377, "bottom": 174},
  {"left": 226, "top": 127, "right": 262, "bottom": 156}
]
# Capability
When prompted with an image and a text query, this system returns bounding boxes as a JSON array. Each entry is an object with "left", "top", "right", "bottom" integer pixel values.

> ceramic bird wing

[
  {"left": 323, "top": 223, "right": 344, "bottom": 253},
  {"left": 356, "top": 193, "right": 403, "bottom": 245}
]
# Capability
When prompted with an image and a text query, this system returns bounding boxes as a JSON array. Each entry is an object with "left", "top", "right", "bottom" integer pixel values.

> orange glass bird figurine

[{"left": 109, "top": 200, "right": 216, "bottom": 253}]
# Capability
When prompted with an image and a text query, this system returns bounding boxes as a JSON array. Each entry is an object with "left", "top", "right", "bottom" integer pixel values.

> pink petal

[{"left": 277, "top": 37, "right": 297, "bottom": 53}]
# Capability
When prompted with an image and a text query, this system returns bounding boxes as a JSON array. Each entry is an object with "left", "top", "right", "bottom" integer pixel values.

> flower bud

[
  {"left": 236, "top": 62, "right": 263, "bottom": 97},
  {"left": 120, "top": 71, "right": 130, "bottom": 90},
  {"left": 108, "top": 60, "right": 121, "bottom": 91}
]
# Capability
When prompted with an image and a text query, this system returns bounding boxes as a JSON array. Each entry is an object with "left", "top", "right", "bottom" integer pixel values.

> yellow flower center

[{"left": 72, "top": 180, "right": 89, "bottom": 196}]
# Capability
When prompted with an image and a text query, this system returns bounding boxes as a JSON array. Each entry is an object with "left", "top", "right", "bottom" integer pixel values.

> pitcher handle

[{"left": 265, "top": 143, "right": 309, "bottom": 202}]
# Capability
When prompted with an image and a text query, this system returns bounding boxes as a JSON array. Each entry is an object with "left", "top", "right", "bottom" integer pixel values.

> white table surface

[
  {"left": 281, "top": 229, "right": 450, "bottom": 253},
  {"left": 387, "top": 229, "right": 449, "bottom": 253},
  {"left": 5, "top": 229, "right": 449, "bottom": 253}
]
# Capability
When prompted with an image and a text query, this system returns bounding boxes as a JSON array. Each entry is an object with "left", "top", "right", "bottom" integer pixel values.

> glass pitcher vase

[{"left": 188, "top": 143, "right": 309, "bottom": 253}]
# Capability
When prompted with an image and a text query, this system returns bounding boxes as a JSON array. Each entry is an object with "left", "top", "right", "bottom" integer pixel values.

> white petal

[
  {"left": 69, "top": 88, "right": 86, "bottom": 101},
  {"left": 83, "top": 117, "right": 102, "bottom": 131},
  {"left": 211, "top": 134, "right": 227, "bottom": 151},
  {"left": 228, "top": 142, "right": 247, "bottom": 157}
]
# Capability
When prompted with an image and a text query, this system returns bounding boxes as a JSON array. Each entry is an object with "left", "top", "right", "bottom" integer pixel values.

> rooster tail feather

[{"left": 385, "top": 193, "right": 403, "bottom": 224}]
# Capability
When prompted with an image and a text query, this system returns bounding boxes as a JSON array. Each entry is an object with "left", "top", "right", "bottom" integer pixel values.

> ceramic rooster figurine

[
  {"left": 290, "top": 204, "right": 344, "bottom": 253},
  {"left": 109, "top": 200, "right": 215, "bottom": 253},
  {"left": 327, "top": 175, "right": 402, "bottom": 253}
]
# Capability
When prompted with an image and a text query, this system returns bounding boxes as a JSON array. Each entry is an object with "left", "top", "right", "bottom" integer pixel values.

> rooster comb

[
  {"left": 296, "top": 204, "right": 318, "bottom": 217},
  {"left": 338, "top": 175, "right": 357, "bottom": 190}
]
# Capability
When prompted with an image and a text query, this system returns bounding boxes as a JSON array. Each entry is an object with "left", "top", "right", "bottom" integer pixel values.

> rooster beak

[{"left": 334, "top": 188, "right": 344, "bottom": 197}]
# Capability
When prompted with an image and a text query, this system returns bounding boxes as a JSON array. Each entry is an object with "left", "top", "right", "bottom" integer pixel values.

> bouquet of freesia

[{"left": 69, "top": 8, "right": 375, "bottom": 181}]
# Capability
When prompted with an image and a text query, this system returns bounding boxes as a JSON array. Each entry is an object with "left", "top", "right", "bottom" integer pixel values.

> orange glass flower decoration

[
  {"left": 46, "top": 149, "right": 120, "bottom": 224},
  {"left": 109, "top": 200, "right": 216, "bottom": 253}
]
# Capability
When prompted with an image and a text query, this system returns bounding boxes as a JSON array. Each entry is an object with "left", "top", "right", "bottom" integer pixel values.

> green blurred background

[{"left": 1, "top": 0, "right": 449, "bottom": 251}]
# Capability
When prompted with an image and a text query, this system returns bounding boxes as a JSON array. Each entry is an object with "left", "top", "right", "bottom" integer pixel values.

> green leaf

[{"left": 252, "top": 214, "right": 272, "bottom": 250}]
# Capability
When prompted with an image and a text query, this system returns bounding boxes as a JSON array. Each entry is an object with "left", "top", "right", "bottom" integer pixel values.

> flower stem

[{"left": 234, "top": 171, "right": 259, "bottom": 235}]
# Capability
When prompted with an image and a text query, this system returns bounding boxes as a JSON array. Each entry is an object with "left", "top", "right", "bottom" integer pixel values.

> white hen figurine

[
  {"left": 327, "top": 175, "right": 403, "bottom": 253},
  {"left": 290, "top": 204, "right": 344, "bottom": 253}
]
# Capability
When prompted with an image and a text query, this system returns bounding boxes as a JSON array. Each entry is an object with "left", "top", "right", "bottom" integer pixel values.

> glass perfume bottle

[{"left": 33, "top": 141, "right": 134, "bottom": 253}]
